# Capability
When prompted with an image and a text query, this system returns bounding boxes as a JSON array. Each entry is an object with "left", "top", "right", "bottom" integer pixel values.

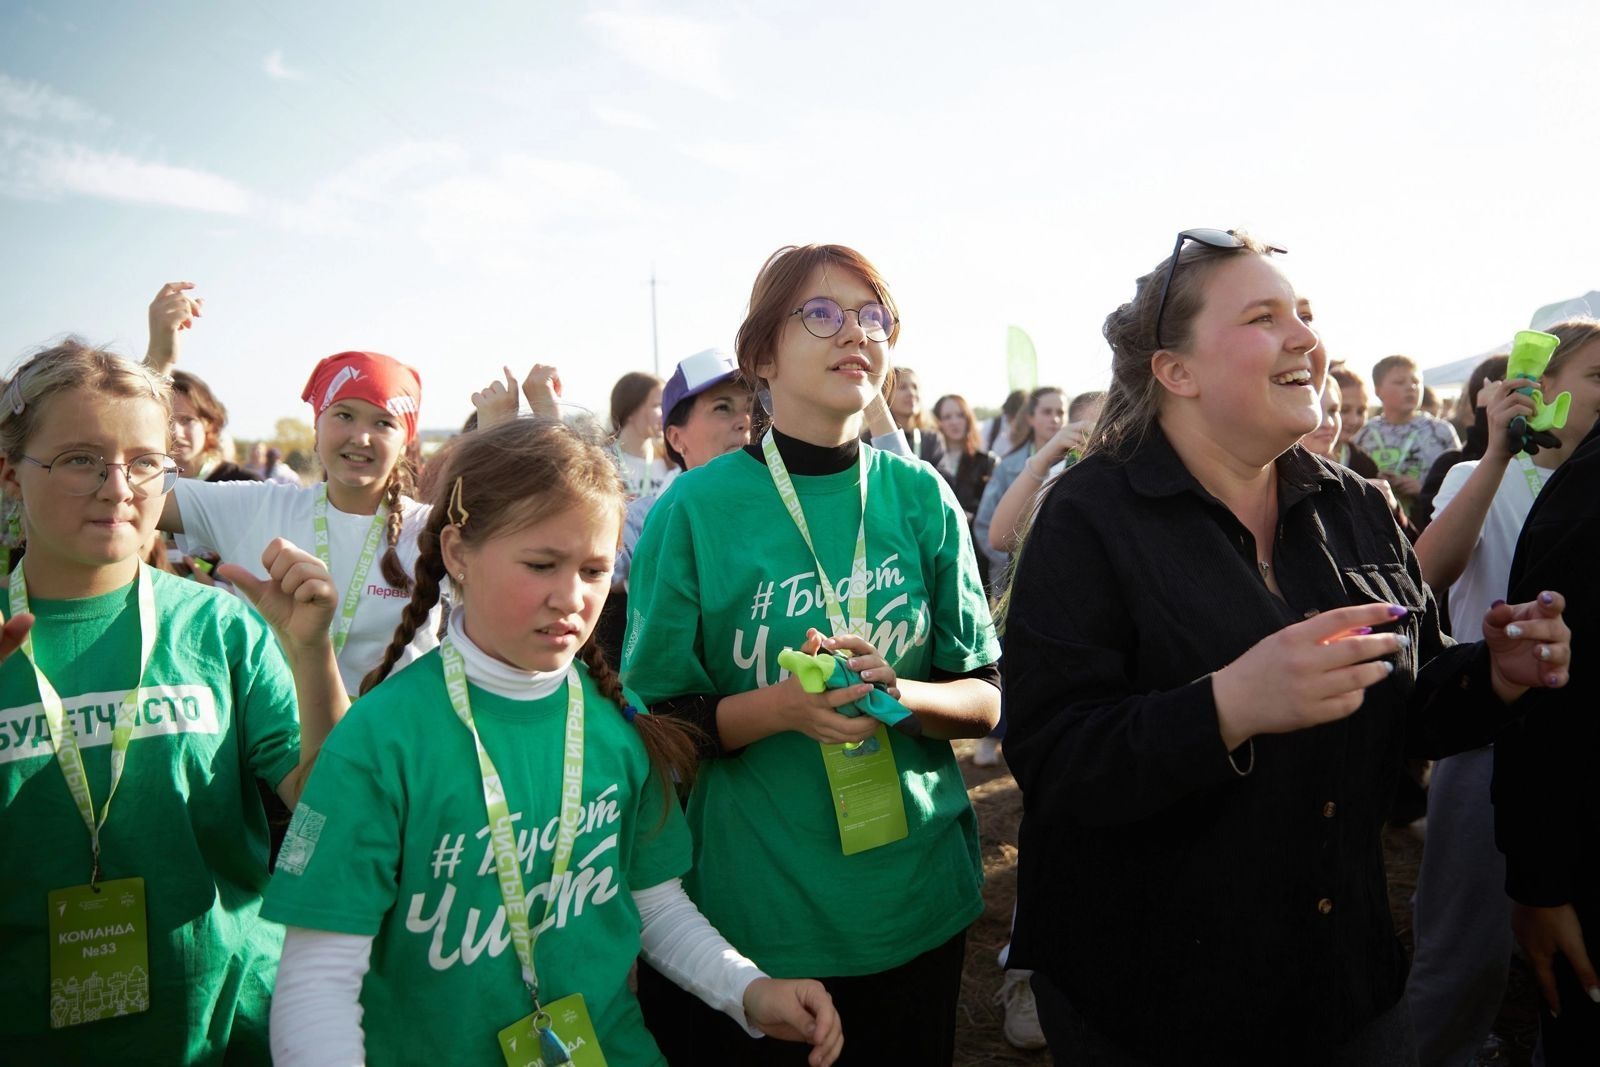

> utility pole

[{"left": 649, "top": 264, "right": 660, "bottom": 375}]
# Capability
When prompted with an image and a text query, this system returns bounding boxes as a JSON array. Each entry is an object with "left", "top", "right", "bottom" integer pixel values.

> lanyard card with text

[
  {"left": 820, "top": 727, "right": 910, "bottom": 855},
  {"left": 762, "top": 430, "right": 911, "bottom": 855},
  {"left": 47, "top": 877, "right": 150, "bottom": 1028},
  {"left": 498, "top": 993, "right": 607, "bottom": 1067}
]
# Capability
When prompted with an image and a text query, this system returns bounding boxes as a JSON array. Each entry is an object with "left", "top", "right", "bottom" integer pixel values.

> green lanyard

[
  {"left": 9, "top": 562, "right": 157, "bottom": 886},
  {"left": 439, "top": 634, "right": 584, "bottom": 1014},
  {"left": 762, "top": 429, "right": 869, "bottom": 639},
  {"left": 312, "top": 484, "right": 389, "bottom": 655},
  {"left": 1516, "top": 453, "right": 1548, "bottom": 502}
]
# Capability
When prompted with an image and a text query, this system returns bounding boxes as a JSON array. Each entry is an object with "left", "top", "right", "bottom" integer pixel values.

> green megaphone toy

[
  {"left": 1505, "top": 330, "right": 1571, "bottom": 456},
  {"left": 776, "top": 647, "right": 922, "bottom": 740}
]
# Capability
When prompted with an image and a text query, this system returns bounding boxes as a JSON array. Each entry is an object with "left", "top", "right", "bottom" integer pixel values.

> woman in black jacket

[{"left": 1001, "top": 228, "right": 1571, "bottom": 1066}]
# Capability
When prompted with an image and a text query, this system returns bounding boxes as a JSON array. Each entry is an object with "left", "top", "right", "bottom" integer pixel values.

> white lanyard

[{"left": 9, "top": 563, "right": 157, "bottom": 885}]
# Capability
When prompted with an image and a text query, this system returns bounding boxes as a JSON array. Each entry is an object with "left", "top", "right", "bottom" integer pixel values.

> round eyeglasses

[
  {"left": 790, "top": 297, "right": 896, "bottom": 342},
  {"left": 20, "top": 450, "right": 183, "bottom": 498}
]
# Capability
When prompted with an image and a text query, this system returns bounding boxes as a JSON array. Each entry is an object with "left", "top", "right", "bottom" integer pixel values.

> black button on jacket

[{"left": 1004, "top": 424, "right": 1517, "bottom": 1065}]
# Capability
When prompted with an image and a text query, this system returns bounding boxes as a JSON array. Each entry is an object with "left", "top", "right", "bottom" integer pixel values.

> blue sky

[{"left": 2, "top": 0, "right": 1597, "bottom": 436}]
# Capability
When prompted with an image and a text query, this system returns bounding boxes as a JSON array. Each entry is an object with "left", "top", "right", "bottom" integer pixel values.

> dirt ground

[{"left": 950, "top": 741, "right": 1540, "bottom": 1066}]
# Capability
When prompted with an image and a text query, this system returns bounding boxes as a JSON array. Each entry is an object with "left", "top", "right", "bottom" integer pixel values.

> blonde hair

[{"left": 1, "top": 338, "right": 171, "bottom": 460}]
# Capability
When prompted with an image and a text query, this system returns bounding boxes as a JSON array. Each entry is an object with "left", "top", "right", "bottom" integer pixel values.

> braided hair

[
  {"left": 362, "top": 417, "right": 700, "bottom": 789},
  {"left": 377, "top": 456, "right": 416, "bottom": 592}
]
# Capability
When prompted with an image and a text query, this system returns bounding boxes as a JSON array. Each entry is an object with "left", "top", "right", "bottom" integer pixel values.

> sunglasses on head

[{"left": 1153, "top": 228, "right": 1288, "bottom": 349}]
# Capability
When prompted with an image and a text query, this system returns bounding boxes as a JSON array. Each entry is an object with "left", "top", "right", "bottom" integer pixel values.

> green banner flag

[{"left": 1006, "top": 326, "right": 1038, "bottom": 392}]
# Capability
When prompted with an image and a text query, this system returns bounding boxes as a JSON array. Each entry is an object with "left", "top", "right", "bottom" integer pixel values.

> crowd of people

[{"left": 0, "top": 235, "right": 1593, "bottom": 1066}]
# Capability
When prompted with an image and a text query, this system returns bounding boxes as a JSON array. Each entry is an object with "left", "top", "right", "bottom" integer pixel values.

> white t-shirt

[
  {"left": 173, "top": 479, "right": 441, "bottom": 692},
  {"left": 615, "top": 449, "right": 674, "bottom": 500},
  {"left": 1431, "top": 457, "right": 1552, "bottom": 642}
]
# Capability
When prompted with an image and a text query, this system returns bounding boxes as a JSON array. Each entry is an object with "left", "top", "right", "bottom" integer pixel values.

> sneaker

[
  {"left": 973, "top": 737, "right": 1002, "bottom": 767},
  {"left": 995, "top": 968, "right": 1047, "bottom": 1050}
]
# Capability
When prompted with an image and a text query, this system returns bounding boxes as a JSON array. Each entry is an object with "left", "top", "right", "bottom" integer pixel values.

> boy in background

[{"left": 1352, "top": 354, "right": 1461, "bottom": 513}]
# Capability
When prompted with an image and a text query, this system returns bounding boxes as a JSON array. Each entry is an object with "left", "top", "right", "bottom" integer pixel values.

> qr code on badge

[{"left": 277, "top": 804, "right": 328, "bottom": 875}]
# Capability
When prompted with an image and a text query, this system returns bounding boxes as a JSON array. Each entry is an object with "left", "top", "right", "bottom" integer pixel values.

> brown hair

[
  {"left": 933, "top": 394, "right": 982, "bottom": 456},
  {"left": 376, "top": 458, "right": 417, "bottom": 591},
  {"left": 1328, "top": 362, "right": 1367, "bottom": 394},
  {"left": 1068, "top": 390, "right": 1107, "bottom": 423},
  {"left": 1543, "top": 318, "right": 1600, "bottom": 380},
  {"left": 1462, "top": 355, "right": 1508, "bottom": 412},
  {"left": 361, "top": 417, "right": 700, "bottom": 789},
  {"left": 734, "top": 244, "right": 901, "bottom": 394},
  {"left": 1370, "top": 354, "right": 1418, "bottom": 390},
  {"left": 609, "top": 372, "right": 663, "bottom": 436},
  {"left": 170, "top": 370, "right": 228, "bottom": 461},
  {"left": 1090, "top": 231, "right": 1277, "bottom": 461}
]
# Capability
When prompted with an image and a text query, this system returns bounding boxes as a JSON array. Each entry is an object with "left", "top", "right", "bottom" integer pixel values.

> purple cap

[{"left": 660, "top": 348, "right": 740, "bottom": 431}]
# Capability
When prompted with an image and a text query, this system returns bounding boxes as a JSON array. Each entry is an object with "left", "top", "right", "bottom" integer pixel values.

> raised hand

[
  {"left": 145, "top": 281, "right": 202, "bottom": 371},
  {"left": 522, "top": 363, "right": 562, "bottom": 418},
  {"left": 217, "top": 538, "right": 336, "bottom": 654},
  {"left": 471, "top": 367, "right": 520, "bottom": 430}
]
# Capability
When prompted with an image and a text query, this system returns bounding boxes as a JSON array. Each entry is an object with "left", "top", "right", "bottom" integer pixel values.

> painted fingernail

[
  {"left": 1491, "top": 599, "right": 1507, "bottom": 608},
  {"left": 1549, "top": 674, "right": 1563, "bottom": 688},
  {"left": 1506, "top": 624, "right": 1523, "bottom": 639},
  {"left": 1538, "top": 645, "right": 1552, "bottom": 661},
  {"left": 1589, "top": 986, "right": 1600, "bottom": 1004},
  {"left": 1384, "top": 661, "right": 1396, "bottom": 675},
  {"left": 1353, "top": 626, "right": 1373, "bottom": 635},
  {"left": 1387, "top": 605, "right": 1408, "bottom": 618},
  {"left": 1540, "top": 591, "right": 1556, "bottom": 605}
]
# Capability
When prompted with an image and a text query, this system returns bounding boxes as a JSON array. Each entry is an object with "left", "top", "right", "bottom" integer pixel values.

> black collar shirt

[{"left": 1003, "top": 423, "right": 1519, "bottom": 1064}]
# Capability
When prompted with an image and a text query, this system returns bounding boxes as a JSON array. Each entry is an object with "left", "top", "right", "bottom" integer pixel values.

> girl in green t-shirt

[
  {"left": 0, "top": 339, "right": 348, "bottom": 1065},
  {"left": 622, "top": 244, "right": 1003, "bottom": 1065},
  {"left": 264, "top": 418, "right": 844, "bottom": 1067}
]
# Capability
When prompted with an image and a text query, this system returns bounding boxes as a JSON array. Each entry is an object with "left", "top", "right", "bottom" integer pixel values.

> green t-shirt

[
  {"left": 262, "top": 651, "right": 692, "bottom": 1067},
  {"left": 621, "top": 447, "right": 1001, "bottom": 976},
  {"left": 0, "top": 568, "right": 301, "bottom": 1065}
]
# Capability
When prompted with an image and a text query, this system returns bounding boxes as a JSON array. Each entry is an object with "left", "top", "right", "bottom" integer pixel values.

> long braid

[
  {"left": 577, "top": 638, "right": 701, "bottom": 803},
  {"left": 378, "top": 458, "right": 415, "bottom": 592},
  {"left": 361, "top": 504, "right": 447, "bottom": 695}
]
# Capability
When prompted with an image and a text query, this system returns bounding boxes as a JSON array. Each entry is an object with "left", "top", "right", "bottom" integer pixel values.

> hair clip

[
  {"left": 621, "top": 703, "right": 638, "bottom": 722},
  {"left": 446, "top": 476, "right": 470, "bottom": 528}
]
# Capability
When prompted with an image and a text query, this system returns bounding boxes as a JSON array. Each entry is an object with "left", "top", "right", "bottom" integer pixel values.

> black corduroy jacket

[{"left": 1004, "top": 423, "right": 1518, "bottom": 1065}]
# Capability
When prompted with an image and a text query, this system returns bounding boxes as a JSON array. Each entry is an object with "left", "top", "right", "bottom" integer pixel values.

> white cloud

[
  {"left": 262, "top": 49, "right": 304, "bottom": 81},
  {"left": 682, "top": 139, "right": 769, "bottom": 175},
  {"left": 275, "top": 141, "right": 639, "bottom": 265},
  {"left": 0, "top": 73, "right": 106, "bottom": 124},
  {"left": 590, "top": 102, "right": 657, "bottom": 131},
  {"left": 0, "top": 128, "right": 253, "bottom": 214},
  {"left": 584, "top": 10, "right": 729, "bottom": 96}
]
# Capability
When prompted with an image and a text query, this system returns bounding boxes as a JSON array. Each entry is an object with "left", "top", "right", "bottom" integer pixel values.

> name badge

[
  {"left": 498, "top": 992, "right": 607, "bottom": 1066},
  {"left": 47, "top": 877, "right": 150, "bottom": 1029},
  {"left": 821, "top": 725, "right": 910, "bottom": 855}
]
